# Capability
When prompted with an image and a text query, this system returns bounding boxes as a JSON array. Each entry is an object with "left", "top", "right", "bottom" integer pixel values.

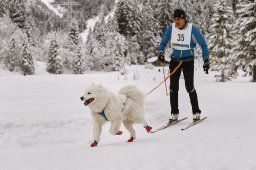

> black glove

[
  {"left": 158, "top": 52, "right": 165, "bottom": 63},
  {"left": 203, "top": 59, "right": 210, "bottom": 74}
]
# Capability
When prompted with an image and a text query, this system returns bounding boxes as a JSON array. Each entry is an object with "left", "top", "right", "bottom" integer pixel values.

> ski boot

[
  {"left": 169, "top": 113, "right": 179, "bottom": 122},
  {"left": 193, "top": 113, "right": 201, "bottom": 122}
]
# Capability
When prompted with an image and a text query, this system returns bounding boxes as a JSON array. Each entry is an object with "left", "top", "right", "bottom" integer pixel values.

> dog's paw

[
  {"left": 127, "top": 137, "right": 134, "bottom": 142},
  {"left": 115, "top": 131, "right": 123, "bottom": 135},
  {"left": 145, "top": 125, "right": 152, "bottom": 133},
  {"left": 90, "top": 140, "right": 98, "bottom": 147}
]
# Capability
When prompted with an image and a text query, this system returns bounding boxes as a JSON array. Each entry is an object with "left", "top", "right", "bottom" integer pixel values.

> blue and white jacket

[{"left": 158, "top": 23, "right": 210, "bottom": 61}]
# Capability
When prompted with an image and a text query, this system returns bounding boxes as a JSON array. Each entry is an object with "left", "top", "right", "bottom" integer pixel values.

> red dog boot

[
  {"left": 145, "top": 125, "right": 152, "bottom": 133},
  {"left": 90, "top": 140, "right": 98, "bottom": 147},
  {"left": 116, "top": 131, "right": 123, "bottom": 135},
  {"left": 127, "top": 137, "right": 134, "bottom": 142}
]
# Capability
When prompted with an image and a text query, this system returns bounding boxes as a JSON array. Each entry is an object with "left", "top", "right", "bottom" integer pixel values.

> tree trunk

[
  {"left": 220, "top": 69, "right": 225, "bottom": 82},
  {"left": 253, "top": 64, "right": 256, "bottom": 82}
]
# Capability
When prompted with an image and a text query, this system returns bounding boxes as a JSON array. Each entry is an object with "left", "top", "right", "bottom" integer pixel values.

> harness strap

[
  {"left": 99, "top": 111, "right": 108, "bottom": 121},
  {"left": 146, "top": 61, "right": 183, "bottom": 96},
  {"left": 121, "top": 96, "right": 127, "bottom": 112},
  {"left": 99, "top": 96, "right": 127, "bottom": 121},
  {"left": 171, "top": 56, "right": 194, "bottom": 62}
]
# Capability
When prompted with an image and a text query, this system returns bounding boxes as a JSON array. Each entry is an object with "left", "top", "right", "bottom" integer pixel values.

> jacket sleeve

[
  {"left": 192, "top": 25, "right": 210, "bottom": 61},
  {"left": 157, "top": 25, "right": 172, "bottom": 53}
]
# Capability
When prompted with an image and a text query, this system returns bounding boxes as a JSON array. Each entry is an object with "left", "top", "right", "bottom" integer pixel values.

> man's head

[{"left": 173, "top": 9, "right": 186, "bottom": 29}]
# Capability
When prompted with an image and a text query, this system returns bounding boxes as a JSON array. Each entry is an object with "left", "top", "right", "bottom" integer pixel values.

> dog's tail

[{"left": 119, "top": 85, "right": 145, "bottom": 105}]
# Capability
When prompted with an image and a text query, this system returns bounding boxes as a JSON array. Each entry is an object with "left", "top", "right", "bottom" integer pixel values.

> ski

[
  {"left": 181, "top": 117, "right": 207, "bottom": 131},
  {"left": 151, "top": 117, "right": 187, "bottom": 133}
]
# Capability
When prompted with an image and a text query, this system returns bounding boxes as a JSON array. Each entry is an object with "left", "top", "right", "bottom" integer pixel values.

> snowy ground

[{"left": 0, "top": 64, "right": 256, "bottom": 170}]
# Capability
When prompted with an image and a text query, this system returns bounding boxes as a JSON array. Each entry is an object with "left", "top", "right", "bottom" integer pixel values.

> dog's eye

[{"left": 87, "top": 92, "right": 91, "bottom": 95}]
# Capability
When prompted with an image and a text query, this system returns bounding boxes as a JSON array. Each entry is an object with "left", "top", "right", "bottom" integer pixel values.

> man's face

[{"left": 174, "top": 18, "right": 186, "bottom": 29}]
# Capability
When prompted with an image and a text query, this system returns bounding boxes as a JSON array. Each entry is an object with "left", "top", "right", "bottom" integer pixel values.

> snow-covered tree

[
  {"left": 47, "top": 34, "right": 63, "bottom": 74},
  {"left": 8, "top": 0, "right": 26, "bottom": 29},
  {"left": 6, "top": 38, "right": 17, "bottom": 71},
  {"left": 73, "top": 46, "right": 85, "bottom": 74},
  {"left": 93, "top": 18, "right": 106, "bottom": 44},
  {"left": 0, "top": 15, "right": 24, "bottom": 66},
  {"left": 182, "top": 0, "right": 213, "bottom": 35},
  {"left": 105, "top": 31, "right": 128, "bottom": 71},
  {"left": 106, "top": 17, "right": 129, "bottom": 71},
  {"left": 231, "top": 0, "right": 239, "bottom": 17},
  {"left": 24, "top": 19, "right": 37, "bottom": 47},
  {"left": 207, "top": 0, "right": 236, "bottom": 81},
  {"left": 85, "top": 17, "right": 128, "bottom": 71},
  {"left": 139, "top": 0, "right": 161, "bottom": 63},
  {"left": 232, "top": 0, "right": 256, "bottom": 81},
  {"left": 85, "top": 28, "right": 104, "bottom": 71},
  {"left": 20, "top": 38, "right": 34, "bottom": 75},
  {"left": 69, "top": 20, "right": 80, "bottom": 47},
  {"left": 127, "top": 36, "right": 144, "bottom": 64},
  {"left": 114, "top": 0, "right": 142, "bottom": 38},
  {"left": 0, "top": 0, "right": 8, "bottom": 17},
  {"left": 155, "top": 0, "right": 174, "bottom": 35}
]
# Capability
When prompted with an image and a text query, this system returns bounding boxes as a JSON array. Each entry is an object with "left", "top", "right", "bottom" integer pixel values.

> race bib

[{"left": 171, "top": 23, "right": 192, "bottom": 50}]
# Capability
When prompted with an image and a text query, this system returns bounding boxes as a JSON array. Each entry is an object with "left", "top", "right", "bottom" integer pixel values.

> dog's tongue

[{"left": 84, "top": 98, "right": 94, "bottom": 106}]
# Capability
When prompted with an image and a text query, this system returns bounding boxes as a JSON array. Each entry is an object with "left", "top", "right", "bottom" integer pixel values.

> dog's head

[{"left": 80, "top": 84, "right": 108, "bottom": 109}]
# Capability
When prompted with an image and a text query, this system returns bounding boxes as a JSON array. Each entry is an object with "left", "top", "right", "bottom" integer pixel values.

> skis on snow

[
  {"left": 181, "top": 117, "right": 207, "bottom": 131},
  {"left": 151, "top": 117, "right": 207, "bottom": 133},
  {"left": 151, "top": 117, "right": 188, "bottom": 133}
]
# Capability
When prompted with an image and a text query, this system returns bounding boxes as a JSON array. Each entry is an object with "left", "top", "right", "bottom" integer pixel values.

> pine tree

[
  {"left": 207, "top": 0, "right": 236, "bottom": 81},
  {"left": 156, "top": 0, "right": 174, "bottom": 36},
  {"left": 231, "top": 0, "right": 239, "bottom": 17},
  {"left": 0, "top": 0, "right": 8, "bottom": 17},
  {"left": 232, "top": 0, "right": 256, "bottom": 81},
  {"left": 73, "top": 46, "right": 85, "bottom": 74},
  {"left": 140, "top": 0, "right": 161, "bottom": 63},
  {"left": 103, "top": 17, "right": 128, "bottom": 71},
  {"left": 24, "top": 19, "right": 36, "bottom": 47},
  {"left": 69, "top": 20, "right": 80, "bottom": 47},
  {"left": 47, "top": 34, "right": 63, "bottom": 74},
  {"left": 20, "top": 38, "right": 34, "bottom": 75},
  {"left": 6, "top": 38, "right": 16, "bottom": 71},
  {"left": 114, "top": 0, "right": 142, "bottom": 38},
  {"left": 93, "top": 18, "right": 106, "bottom": 44},
  {"left": 127, "top": 36, "right": 144, "bottom": 64},
  {"left": 85, "top": 28, "right": 103, "bottom": 71},
  {"left": 85, "top": 17, "right": 128, "bottom": 71},
  {"left": 8, "top": 0, "right": 26, "bottom": 29},
  {"left": 181, "top": 0, "right": 213, "bottom": 35}
]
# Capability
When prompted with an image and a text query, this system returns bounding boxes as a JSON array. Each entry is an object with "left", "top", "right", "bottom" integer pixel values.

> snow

[
  {"left": 80, "top": 15, "right": 101, "bottom": 43},
  {"left": 80, "top": 0, "right": 118, "bottom": 43},
  {"left": 40, "top": 0, "right": 63, "bottom": 17},
  {"left": 0, "top": 64, "right": 256, "bottom": 170}
]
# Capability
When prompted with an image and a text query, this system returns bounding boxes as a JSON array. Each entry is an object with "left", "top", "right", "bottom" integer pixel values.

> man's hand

[
  {"left": 158, "top": 52, "right": 165, "bottom": 63},
  {"left": 203, "top": 59, "right": 210, "bottom": 74}
]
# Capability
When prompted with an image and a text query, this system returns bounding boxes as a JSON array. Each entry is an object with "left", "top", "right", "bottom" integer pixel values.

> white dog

[{"left": 80, "top": 84, "right": 152, "bottom": 147}]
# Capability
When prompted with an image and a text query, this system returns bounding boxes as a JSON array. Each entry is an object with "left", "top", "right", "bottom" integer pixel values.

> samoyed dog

[{"left": 80, "top": 84, "right": 152, "bottom": 147}]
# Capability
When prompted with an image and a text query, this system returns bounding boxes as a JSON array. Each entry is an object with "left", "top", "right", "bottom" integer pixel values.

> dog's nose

[{"left": 80, "top": 96, "right": 84, "bottom": 101}]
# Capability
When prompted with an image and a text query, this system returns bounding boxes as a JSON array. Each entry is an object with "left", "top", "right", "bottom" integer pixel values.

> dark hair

[{"left": 173, "top": 9, "right": 186, "bottom": 20}]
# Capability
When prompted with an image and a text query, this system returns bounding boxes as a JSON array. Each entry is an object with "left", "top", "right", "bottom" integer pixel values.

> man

[{"left": 157, "top": 9, "right": 210, "bottom": 122}]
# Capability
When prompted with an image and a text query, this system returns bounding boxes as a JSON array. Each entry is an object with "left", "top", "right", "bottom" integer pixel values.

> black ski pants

[{"left": 169, "top": 59, "right": 201, "bottom": 114}]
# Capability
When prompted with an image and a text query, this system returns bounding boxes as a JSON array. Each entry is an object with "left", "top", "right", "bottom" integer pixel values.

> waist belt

[{"left": 171, "top": 56, "right": 194, "bottom": 62}]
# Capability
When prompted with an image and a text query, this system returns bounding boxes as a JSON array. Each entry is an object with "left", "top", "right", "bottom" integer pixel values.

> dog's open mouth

[{"left": 84, "top": 98, "right": 94, "bottom": 106}]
